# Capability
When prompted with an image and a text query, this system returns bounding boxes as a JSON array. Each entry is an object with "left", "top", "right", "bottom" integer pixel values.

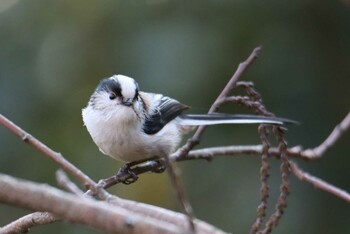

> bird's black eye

[{"left": 109, "top": 92, "right": 117, "bottom": 100}]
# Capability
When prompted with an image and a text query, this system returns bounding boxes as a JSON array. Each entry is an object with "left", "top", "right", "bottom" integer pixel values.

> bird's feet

[
  {"left": 117, "top": 163, "right": 138, "bottom": 185},
  {"left": 116, "top": 158, "right": 166, "bottom": 185}
]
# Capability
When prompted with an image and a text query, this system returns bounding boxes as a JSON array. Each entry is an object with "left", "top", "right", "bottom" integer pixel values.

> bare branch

[
  {"left": 0, "top": 173, "right": 185, "bottom": 234},
  {"left": 0, "top": 114, "right": 106, "bottom": 199},
  {"left": 290, "top": 162, "right": 350, "bottom": 203},
  {"left": 0, "top": 173, "right": 226, "bottom": 234},
  {"left": 301, "top": 112, "right": 350, "bottom": 159},
  {"left": 56, "top": 169, "right": 85, "bottom": 196},
  {"left": 56, "top": 169, "right": 220, "bottom": 233},
  {"left": 107, "top": 196, "right": 225, "bottom": 234},
  {"left": 172, "top": 46, "right": 262, "bottom": 160},
  {"left": 0, "top": 212, "right": 57, "bottom": 234},
  {"left": 187, "top": 145, "right": 268, "bottom": 159},
  {"left": 163, "top": 156, "right": 196, "bottom": 232}
]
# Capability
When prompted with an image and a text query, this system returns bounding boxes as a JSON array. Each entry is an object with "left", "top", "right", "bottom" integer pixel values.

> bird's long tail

[{"left": 178, "top": 113, "right": 297, "bottom": 126}]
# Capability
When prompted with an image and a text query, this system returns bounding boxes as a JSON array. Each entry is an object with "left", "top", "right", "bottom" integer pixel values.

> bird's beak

[{"left": 122, "top": 98, "right": 133, "bottom": 107}]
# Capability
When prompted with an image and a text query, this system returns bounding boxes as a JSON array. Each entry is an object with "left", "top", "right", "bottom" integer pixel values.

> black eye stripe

[
  {"left": 97, "top": 78, "right": 122, "bottom": 97},
  {"left": 133, "top": 89, "right": 139, "bottom": 100},
  {"left": 133, "top": 79, "right": 139, "bottom": 100}
]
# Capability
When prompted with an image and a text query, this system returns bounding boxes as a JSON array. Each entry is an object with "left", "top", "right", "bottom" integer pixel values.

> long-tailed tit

[{"left": 82, "top": 74, "right": 294, "bottom": 163}]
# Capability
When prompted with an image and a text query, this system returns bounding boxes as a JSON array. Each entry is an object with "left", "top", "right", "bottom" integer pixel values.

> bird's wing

[{"left": 141, "top": 94, "right": 189, "bottom": 135}]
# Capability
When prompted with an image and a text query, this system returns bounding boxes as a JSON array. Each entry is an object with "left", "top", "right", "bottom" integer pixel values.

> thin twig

[
  {"left": 0, "top": 114, "right": 106, "bottom": 199},
  {"left": 56, "top": 169, "right": 85, "bottom": 196},
  {"left": 301, "top": 112, "right": 350, "bottom": 159},
  {"left": 163, "top": 156, "right": 196, "bottom": 233},
  {"left": 290, "top": 161, "right": 350, "bottom": 203},
  {"left": 173, "top": 46, "right": 262, "bottom": 160},
  {"left": 0, "top": 212, "right": 57, "bottom": 234},
  {"left": 186, "top": 145, "right": 296, "bottom": 160}
]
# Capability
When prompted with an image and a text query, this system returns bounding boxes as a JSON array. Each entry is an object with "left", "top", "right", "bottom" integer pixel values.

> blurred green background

[{"left": 0, "top": 1, "right": 349, "bottom": 233}]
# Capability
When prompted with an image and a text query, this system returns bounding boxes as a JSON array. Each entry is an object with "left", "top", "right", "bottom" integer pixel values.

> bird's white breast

[{"left": 82, "top": 106, "right": 182, "bottom": 162}]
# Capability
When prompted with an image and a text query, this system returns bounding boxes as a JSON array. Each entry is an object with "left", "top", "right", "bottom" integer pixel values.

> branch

[
  {"left": 0, "top": 114, "right": 106, "bottom": 199},
  {"left": 301, "top": 112, "right": 350, "bottom": 159},
  {"left": 0, "top": 173, "right": 183, "bottom": 234},
  {"left": 106, "top": 196, "right": 225, "bottom": 234},
  {"left": 173, "top": 46, "right": 262, "bottom": 160},
  {"left": 0, "top": 212, "right": 57, "bottom": 234},
  {"left": 0, "top": 173, "right": 226, "bottom": 234},
  {"left": 163, "top": 156, "right": 196, "bottom": 232},
  {"left": 290, "top": 162, "right": 350, "bottom": 203},
  {"left": 56, "top": 169, "right": 85, "bottom": 196},
  {"left": 0, "top": 116, "right": 225, "bottom": 233},
  {"left": 60, "top": 169, "right": 224, "bottom": 234}
]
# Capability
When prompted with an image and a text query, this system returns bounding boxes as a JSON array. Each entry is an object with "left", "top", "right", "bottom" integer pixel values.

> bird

[{"left": 82, "top": 74, "right": 295, "bottom": 168}]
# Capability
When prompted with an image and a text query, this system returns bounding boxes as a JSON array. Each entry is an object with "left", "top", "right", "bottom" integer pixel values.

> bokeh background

[{"left": 0, "top": 1, "right": 350, "bottom": 233}]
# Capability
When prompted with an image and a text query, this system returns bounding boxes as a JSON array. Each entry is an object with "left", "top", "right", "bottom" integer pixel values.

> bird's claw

[{"left": 117, "top": 164, "right": 138, "bottom": 185}]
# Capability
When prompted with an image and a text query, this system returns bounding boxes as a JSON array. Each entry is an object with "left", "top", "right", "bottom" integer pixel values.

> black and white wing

[
  {"left": 141, "top": 93, "right": 189, "bottom": 135},
  {"left": 139, "top": 92, "right": 297, "bottom": 134}
]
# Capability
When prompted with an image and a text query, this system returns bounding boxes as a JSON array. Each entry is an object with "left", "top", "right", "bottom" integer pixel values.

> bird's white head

[{"left": 87, "top": 74, "right": 139, "bottom": 113}]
